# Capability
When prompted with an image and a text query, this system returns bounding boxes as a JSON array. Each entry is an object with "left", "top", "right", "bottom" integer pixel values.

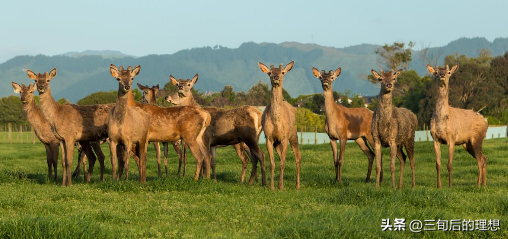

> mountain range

[{"left": 2, "top": 37, "right": 508, "bottom": 103}]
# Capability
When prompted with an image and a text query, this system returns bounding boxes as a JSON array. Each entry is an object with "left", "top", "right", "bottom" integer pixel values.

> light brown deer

[
  {"left": 427, "top": 64, "right": 488, "bottom": 188},
  {"left": 109, "top": 65, "right": 213, "bottom": 180},
  {"left": 28, "top": 69, "right": 112, "bottom": 186},
  {"left": 166, "top": 74, "right": 266, "bottom": 185},
  {"left": 371, "top": 69, "right": 417, "bottom": 189},
  {"left": 258, "top": 61, "right": 302, "bottom": 190},
  {"left": 138, "top": 83, "right": 185, "bottom": 177},
  {"left": 109, "top": 65, "right": 150, "bottom": 183},
  {"left": 312, "top": 67, "right": 377, "bottom": 182}
]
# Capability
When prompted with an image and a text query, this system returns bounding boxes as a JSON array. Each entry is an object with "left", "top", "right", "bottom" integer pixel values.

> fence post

[
  {"left": 300, "top": 127, "right": 303, "bottom": 145},
  {"left": 425, "top": 123, "right": 429, "bottom": 141},
  {"left": 314, "top": 127, "right": 317, "bottom": 145},
  {"left": 8, "top": 123, "right": 12, "bottom": 144},
  {"left": 20, "top": 125, "right": 23, "bottom": 143}
]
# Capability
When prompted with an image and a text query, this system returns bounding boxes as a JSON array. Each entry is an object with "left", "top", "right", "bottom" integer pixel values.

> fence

[{"left": 0, "top": 123, "right": 37, "bottom": 144}]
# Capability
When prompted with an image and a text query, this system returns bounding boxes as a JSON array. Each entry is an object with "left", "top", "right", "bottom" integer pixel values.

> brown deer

[
  {"left": 312, "top": 67, "right": 377, "bottom": 182},
  {"left": 109, "top": 65, "right": 150, "bottom": 183},
  {"left": 258, "top": 61, "right": 302, "bottom": 190},
  {"left": 371, "top": 69, "right": 417, "bottom": 189},
  {"left": 138, "top": 83, "right": 185, "bottom": 177},
  {"left": 28, "top": 69, "right": 112, "bottom": 186},
  {"left": 427, "top": 64, "right": 488, "bottom": 188},
  {"left": 109, "top": 65, "right": 212, "bottom": 180},
  {"left": 166, "top": 74, "right": 266, "bottom": 185}
]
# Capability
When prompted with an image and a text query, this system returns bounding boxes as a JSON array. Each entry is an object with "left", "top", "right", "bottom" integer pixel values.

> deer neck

[
  {"left": 323, "top": 89, "right": 340, "bottom": 117},
  {"left": 378, "top": 91, "right": 394, "bottom": 119},
  {"left": 115, "top": 87, "right": 136, "bottom": 122},
  {"left": 38, "top": 87, "right": 59, "bottom": 126},
  {"left": 179, "top": 92, "right": 199, "bottom": 107},
  {"left": 269, "top": 86, "right": 284, "bottom": 121},
  {"left": 23, "top": 97, "right": 44, "bottom": 127},
  {"left": 435, "top": 81, "right": 450, "bottom": 119}
]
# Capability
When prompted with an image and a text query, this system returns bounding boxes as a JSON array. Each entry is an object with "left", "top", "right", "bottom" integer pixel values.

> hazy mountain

[{"left": 2, "top": 37, "right": 507, "bottom": 103}]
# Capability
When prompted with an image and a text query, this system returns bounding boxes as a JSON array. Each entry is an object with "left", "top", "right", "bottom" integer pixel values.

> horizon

[{"left": 1, "top": 0, "right": 507, "bottom": 64}]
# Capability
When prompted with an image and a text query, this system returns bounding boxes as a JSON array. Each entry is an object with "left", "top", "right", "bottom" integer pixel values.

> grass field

[{"left": 0, "top": 135, "right": 507, "bottom": 238}]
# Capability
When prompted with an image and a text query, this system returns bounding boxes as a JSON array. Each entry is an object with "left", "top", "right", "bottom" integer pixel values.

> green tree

[{"left": 375, "top": 41, "right": 415, "bottom": 71}]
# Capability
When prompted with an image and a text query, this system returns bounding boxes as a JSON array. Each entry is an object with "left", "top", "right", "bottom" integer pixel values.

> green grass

[{"left": 0, "top": 137, "right": 507, "bottom": 238}]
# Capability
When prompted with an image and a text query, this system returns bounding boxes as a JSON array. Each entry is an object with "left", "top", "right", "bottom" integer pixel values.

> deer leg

[
  {"left": 50, "top": 142, "right": 59, "bottom": 182},
  {"left": 109, "top": 140, "right": 118, "bottom": 180},
  {"left": 91, "top": 141, "right": 105, "bottom": 181},
  {"left": 124, "top": 142, "right": 133, "bottom": 181},
  {"left": 275, "top": 141, "right": 288, "bottom": 190},
  {"left": 173, "top": 142, "right": 183, "bottom": 176},
  {"left": 163, "top": 142, "right": 169, "bottom": 176},
  {"left": 404, "top": 140, "right": 416, "bottom": 188},
  {"left": 389, "top": 143, "right": 398, "bottom": 189},
  {"left": 72, "top": 144, "right": 84, "bottom": 179},
  {"left": 153, "top": 142, "right": 161, "bottom": 178},
  {"left": 64, "top": 140, "right": 75, "bottom": 186},
  {"left": 337, "top": 138, "right": 347, "bottom": 182},
  {"left": 44, "top": 144, "right": 52, "bottom": 180},
  {"left": 233, "top": 143, "right": 249, "bottom": 183},
  {"left": 183, "top": 141, "right": 187, "bottom": 177},
  {"left": 210, "top": 146, "right": 217, "bottom": 179},
  {"left": 141, "top": 137, "right": 149, "bottom": 183},
  {"left": 80, "top": 141, "right": 96, "bottom": 183},
  {"left": 355, "top": 138, "right": 374, "bottom": 182},
  {"left": 289, "top": 133, "right": 301, "bottom": 190},
  {"left": 186, "top": 142, "right": 204, "bottom": 180},
  {"left": 117, "top": 145, "right": 126, "bottom": 180},
  {"left": 433, "top": 140, "right": 442, "bottom": 188},
  {"left": 330, "top": 139, "right": 339, "bottom": 181},
  {"left": 397, "top": 147, "right": 406, "bottom": 189},
  {"left": 246, "top": 140, "right": 266, "bottom": 186},
  {"left": 266, "top": 138, "right": 276, "bottom": 190},
  {"left": 374, "top": 141, "right": 382, "bottom": 188},
  {"left": 447, "top": 142, "right": 455, "bottom": 188}
]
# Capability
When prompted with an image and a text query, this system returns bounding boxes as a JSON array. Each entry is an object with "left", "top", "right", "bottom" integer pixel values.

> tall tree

[{"left": 375, "top": 41, "right": 415, "bottom": 71}]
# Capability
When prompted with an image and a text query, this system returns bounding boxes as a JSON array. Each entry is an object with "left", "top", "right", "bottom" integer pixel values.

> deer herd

[{"left": 10, "top": 61, "right": 489, "bottom": 190}]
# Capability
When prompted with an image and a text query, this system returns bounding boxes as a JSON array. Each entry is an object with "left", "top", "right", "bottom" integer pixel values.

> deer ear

[
  {"left": 191, "top": 74, "right": 198, "bottom": 85},
  {"left": 137, "top": 83, "right": 146, "bottom": 90},
  {"left": 258, "top": 62, "right": 270, "bottom": 74},
  {"left": 450, "top": 64, "right": 459, "bottom": 74},
  {"left": 334, "top": 67, "right": 342, "bottom": 78},
  {"left": 393, "top": 69, "right": 403, "bottom": 78},
  {"left": 131, "top": 65, "right": 141, "bottom": 77},
  {"left": 426, "top": 64, "right": 435, "bottom": 74},
  {"left": 26, "top": 69, "right": 37, "bottom": 80},
  {"left": 284, "top": 61, "right": 294, "bottom": 73},
  {"left": 154, "top": 84, "right": 159, "bottom": 90},
  {"left": 49, "top": 68, "right": 57, "bottom": 78},
  {"left": 12, "top": 82, "right": 21, "bottom": 93},
  {"left": 170, "top": 75, "right": 178, "bottom": 85},
  {"left": 312, "top": 67, "right": 321, "bottom": 78},
  {"left": 29, "top": 83, "right": 37, "bottom": 92},
  {"left": 110, "top": 64, "right": 119, "bottom": 79},
  {"left": 371, "top": 70, "right": 381, "bottom": 81}
]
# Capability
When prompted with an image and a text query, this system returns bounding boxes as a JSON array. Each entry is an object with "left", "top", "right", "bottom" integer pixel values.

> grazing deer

[
  {"left": 109, "top": 65, "right": 150, "bottom": 183},
  {"left": 167, "top": 74, "right": 266, "bottom": 185},
  {"left": 371, "top": 69, "right": 417, "bottom": 189},
  {"left": 258, "top": 61, "right": 302, "bottom": 190},
  {"left": 109, "top": 65, "right": 212, "bottom": 180},
  {"left": 427, "top": 64, "right": 488, "bottom": 188},
  {"left": 312, "top": 67, "right": 377, "bottom": 182},
  {"left": 28, "top": 69, "right": 112, "bottom": 186},
  {"left": 138, "top": 83, "right": 185, "bottom": 177}
]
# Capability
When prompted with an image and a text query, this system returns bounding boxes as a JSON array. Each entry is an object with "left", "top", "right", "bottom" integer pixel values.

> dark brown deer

[
  {"left": 28, "top": 69, "right": 112, "bottom": 186},
  {"left": 109, "top": 65, "right": 212, "bottom": 180},
  {"left": 427, "top": 64, "right": 488, "bottom": 188},
  {"left": 258, "top": 61, "right": 302, "bottom": 190},
  {"left": 312, "top": 67, "right": 377, "bottom": 182},
  {"left": 371, "top": 69, "right": 417, "bottom": 189},
  {"left": 167, "top": 74, "right": 266, "bottom": 185},
  {"left": 138, "top": 83, "right": 185, "bottom": 177},
  {"left": 109, "top": 65, "right": 150, "bottom": 183}
]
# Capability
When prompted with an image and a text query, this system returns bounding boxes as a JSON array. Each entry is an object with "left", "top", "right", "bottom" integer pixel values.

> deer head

[
  {"left": 110, "top": 64, "right": 141, "bottom": 94},
  {"left": 137, "top": 83, "right": 159, "bottom": 104},
  {"left": 258, "top": 61, "right": 294, "bottom": 88},
  {"left": 427, "top": 64, "right": 459, "bottom": 85},
  {"left": 312, "top": 67, "right": 341, "bottom": 91},
  {"left": 170, "top": 74, "right": 198, "bottom": 97},
  {"left": 12, "top": 82, "right": 37, "bottom": 104},
  {"left": 371, "top": 69, "right": 403, "bottom": 94},
  {"left": 27, "top": 68, "right": 57, "bottom": 94},
  {"left": 164, "top": 93, "right": 181, "bottom": 105}
]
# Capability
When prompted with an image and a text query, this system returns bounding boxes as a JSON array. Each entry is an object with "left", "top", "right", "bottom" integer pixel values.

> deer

[
  {"left": 28, "top": 69, "right": 112, "bottom": 186},
  {"left": 258, "top": 61, "right": 302, "bottom": 190},
  {"left": 109, "top": 65, "right": 150, "bottom": 183},
  {"left": 371, "top": 69, "right": 417, "bottom": 189},
  {"left": 166, "top": 74, "right": 266, "bottom": 185},
  {"left": 427, "top": 64, "right": 488, "bottom": 188},
  {"left": 311, "top": 67, "right": 377, "bottom": 182},
  {"left": 109, "top": 65, "right": 213, "bottom": 180},
  {"left": 138, "top": 83, "right": 185, "bottom": 177}
]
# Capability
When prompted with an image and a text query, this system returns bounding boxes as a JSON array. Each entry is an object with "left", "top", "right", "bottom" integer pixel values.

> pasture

[{"left": 0, "top": 135, "right": 507, "bottom": 238}]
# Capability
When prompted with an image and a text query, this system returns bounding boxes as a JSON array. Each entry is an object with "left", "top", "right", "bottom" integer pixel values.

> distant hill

[{"left": 2, "top": 37, "right": 508, "bottom": 103}]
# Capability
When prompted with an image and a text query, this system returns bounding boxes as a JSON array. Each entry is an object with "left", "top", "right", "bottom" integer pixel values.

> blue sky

[{"left": 1, "top": 0, "right": 507, "bottom": 63}]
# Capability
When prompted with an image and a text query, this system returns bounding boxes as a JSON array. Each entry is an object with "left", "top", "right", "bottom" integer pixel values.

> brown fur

[
  {"left": 138, "top": 83, "right": 185, "bottom": 177},
  {"left": 28, "top": 69, "right": 111, "bottom": 186},
  {"left": 109, "top": 65, "right": 151, "bottom": 183},
  {"left": 110, "top": 67, "right": 212, "bottom": 180},
  {"left": 258, "top": 61, "right": 302, "bottom": 190},
  {"left": 371, "top": 69, "right": 417, "bottom": 189},
  {"left": 312, "top": 67, "right": 377, "bottom": 182},
  {"left": 427, "top": 64, "right": 488, "bottom": 188},
  {"left": 168, "top": 74, "right": 266, "bottom": 185}
]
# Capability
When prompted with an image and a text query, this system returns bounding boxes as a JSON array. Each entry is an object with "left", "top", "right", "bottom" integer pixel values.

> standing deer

[
  {"left": 109, "top": 65, "right": 150, "bottom": 183},
  {"left": 109, "top": 65, "right": 212, "bottom": 180},
  {"left": 311, "top": 67, "right": 377, "bottom": 182},
  {"left": 427, "top": 64, "right": 488, "bottom": 188},
  {"left": 371, "top": 69, "right": 417, "bottom": 189},
  {"left": 138, "top": 83, "right": 185, "bottom": 177},
  {"left": 28, "top": 68, "right": 112, "bottom": 186},
  {"left": 166, "top": 74, "right": 266, "bottom": 185},
  {"left": 258, "top": 61, "right": 302, "bottom": 190}
]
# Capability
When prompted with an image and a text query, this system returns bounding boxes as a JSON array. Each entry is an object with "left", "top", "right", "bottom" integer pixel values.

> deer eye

[
  {"left": 267, "top": 72, "right": 272, "bottom": 76},
  {"left": 448, "top": 71, "right": 451, "bottom": 74},
  {"left": 282, "top": 72, "right": 285, "bottom": 75},
  {"left": 46, "top": 80, "right": 49, "bottom": 83},
  {"left": 187, "top": 84, "right": 190, "bottom": 86}
]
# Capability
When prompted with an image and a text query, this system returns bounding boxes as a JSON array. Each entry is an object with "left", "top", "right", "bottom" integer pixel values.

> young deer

[
  {"left": 138, "top": 83, "right": 185, "bottom": 177},
  {"left": 312, "top": 67, "right": 376, "bottom": 182},
  {"left": 258, "top": 61, "right": 302, "bottom": 190},
  {"left": 109, "top": 65, "right": 213, "bottom": 180},
  {"left": 167, "top": 74, "right": 266, "bottom": 185},
  {"left": 427, "top": 64, "right": 488, "bottom": 188},
  {"left": 109, "top": 65, "right": 151, "bottom": 183},
  {"left": 28, "top": 69, "right": 112, "bottom": 186},
  {"left": 371, "top": 69, "right": 417, "bottom": 189}
]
